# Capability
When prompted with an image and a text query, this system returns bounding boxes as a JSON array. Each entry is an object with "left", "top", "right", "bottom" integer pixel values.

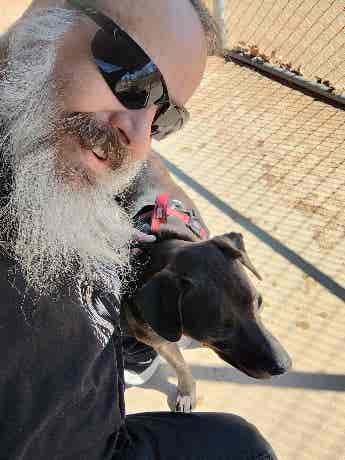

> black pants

[{"left": 115, "top": 412, "right": 277, "bottom": 460}]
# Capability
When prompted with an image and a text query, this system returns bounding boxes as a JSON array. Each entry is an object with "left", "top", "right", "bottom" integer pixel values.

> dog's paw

[{"left": 175, "top": 392, "right": 196, "bottom": 413}]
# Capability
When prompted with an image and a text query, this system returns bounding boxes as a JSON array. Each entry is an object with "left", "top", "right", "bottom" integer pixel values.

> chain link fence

[{"left": 210, "top": 0, "right": 345, "bottom": 95}]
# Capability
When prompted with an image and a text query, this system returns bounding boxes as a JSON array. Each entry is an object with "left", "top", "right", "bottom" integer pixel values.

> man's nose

[{"left": 109, "top": 106, "right": 157, "bottom": 160}]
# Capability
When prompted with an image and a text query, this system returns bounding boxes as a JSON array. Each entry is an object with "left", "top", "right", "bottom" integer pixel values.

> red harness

[{"left": 137, "top": 192, "right": 207, "bottom": 240}]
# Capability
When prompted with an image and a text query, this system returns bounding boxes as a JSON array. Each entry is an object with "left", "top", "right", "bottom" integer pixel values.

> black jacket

[{"left": 0, "top": 249, "right": 126, "bottom": 460}]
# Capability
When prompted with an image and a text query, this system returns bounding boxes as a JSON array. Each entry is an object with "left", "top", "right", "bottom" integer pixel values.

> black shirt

[{"left": 0, "top": 251, "right": 126, "bottom": 460}]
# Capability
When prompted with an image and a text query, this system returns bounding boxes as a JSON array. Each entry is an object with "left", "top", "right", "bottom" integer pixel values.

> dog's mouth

[
  {"left": 208, "top": 339, "right": 291, "bottom": 380},
  {"left": 214, "top": 349, "right": 283, "bottom": 379}
]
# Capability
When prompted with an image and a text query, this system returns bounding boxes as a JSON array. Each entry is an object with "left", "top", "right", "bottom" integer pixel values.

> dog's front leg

[
  {"left": 156, "top": 340, "right": 196, "bottom": 413},
  {"left": 124, "top": 307, "right": 197, "bottom": 412}
]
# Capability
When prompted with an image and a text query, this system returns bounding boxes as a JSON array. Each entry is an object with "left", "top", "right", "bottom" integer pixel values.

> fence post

[{"left": 213, "top": 0, "right": 227, "bottom": 49}]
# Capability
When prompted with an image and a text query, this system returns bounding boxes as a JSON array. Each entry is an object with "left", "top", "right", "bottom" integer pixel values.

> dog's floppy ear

[
  {"left": 212, "top": 232, "right": 262, "bottom": 280},
  {"left": 133, "top": 269, "right": 183, "bottom": 342}
]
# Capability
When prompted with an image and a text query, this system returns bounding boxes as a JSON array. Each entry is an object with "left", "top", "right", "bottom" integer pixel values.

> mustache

[{"left": 60, "top": 112, "right": 128, "bottom": 165}]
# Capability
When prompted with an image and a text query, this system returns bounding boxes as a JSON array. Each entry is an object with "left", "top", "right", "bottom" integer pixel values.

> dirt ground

[{"left": 1, "top": 3, "right": 345, "bottom": 460}]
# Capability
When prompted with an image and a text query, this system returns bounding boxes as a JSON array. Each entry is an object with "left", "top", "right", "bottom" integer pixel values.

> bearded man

[{"left": 0, "top": 1, "right": 278, "bottom": 459}]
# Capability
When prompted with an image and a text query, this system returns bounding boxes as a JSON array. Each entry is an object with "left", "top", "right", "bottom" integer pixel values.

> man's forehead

[{"left": 95, "top": 0, "right": 207, "bottom": 105}]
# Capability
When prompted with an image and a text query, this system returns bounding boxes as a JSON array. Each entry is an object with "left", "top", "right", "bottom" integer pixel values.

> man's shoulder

[
  {"left": 0, "top": 255, "right": 97, "bottom": 349},
  {"left": 0, "top": 254, "right": 117, "bottom": 353},
  {"left": 0, "top": 257, "right": 122, "bottom": 458}
]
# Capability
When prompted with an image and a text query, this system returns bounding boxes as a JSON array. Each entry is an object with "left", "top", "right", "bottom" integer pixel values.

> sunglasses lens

[
  {"left": 152, "top": 105, "right": 190, "bottom": 140},
  {"left": 115, "top": 84, "right": 150, "bottom": 110},
  {"left": 92, "top": 29, "right": 147, "bottom": 70},
  {"left": 92, "top": 30, "right": 165, "bottom": 109},
  {"left": 114, "top": 63, "right": 166, "bottom": 109}
]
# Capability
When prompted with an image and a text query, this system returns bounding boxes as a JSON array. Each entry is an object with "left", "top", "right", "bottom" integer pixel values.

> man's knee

[
  {"left": 125, "top": 412, "right": 278, "bottom": 460},
  {"left": 195, "top": 412, "right": 278, "bottom": 460},
  {"left": 220, "top": 413, "right": 278, "bottom": 459}
]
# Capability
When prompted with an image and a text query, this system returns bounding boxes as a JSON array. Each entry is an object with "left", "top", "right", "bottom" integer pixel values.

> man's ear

[
  {"left": 212, "top": 232, "right": 262, "bottom": 280},
  {"left": 133, "top": 269, "right": 183, "bottom": 342}
]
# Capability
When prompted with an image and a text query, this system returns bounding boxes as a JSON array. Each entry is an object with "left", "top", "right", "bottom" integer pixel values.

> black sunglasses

[{"left": 67, "top": 0, "right": 190, "bottom": 141}]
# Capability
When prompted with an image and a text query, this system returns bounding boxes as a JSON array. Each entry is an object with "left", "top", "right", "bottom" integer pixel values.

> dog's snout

[{"left": 216, "top": 318, "right": 292, "bottom": 379}]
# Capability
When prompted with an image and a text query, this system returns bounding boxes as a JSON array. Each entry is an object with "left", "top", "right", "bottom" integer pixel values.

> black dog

[{"left": 122, "top": 232, "right": 292, "bottom": 412}]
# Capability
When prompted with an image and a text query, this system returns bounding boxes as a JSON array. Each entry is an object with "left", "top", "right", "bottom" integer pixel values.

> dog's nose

[{"left": 268, "top": 354, "right": 292, "bottom": 375}]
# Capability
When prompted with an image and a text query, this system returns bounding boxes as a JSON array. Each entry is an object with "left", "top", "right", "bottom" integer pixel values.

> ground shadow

[{"left": 132, "top": 360, "right": 345, "bottom": 410}]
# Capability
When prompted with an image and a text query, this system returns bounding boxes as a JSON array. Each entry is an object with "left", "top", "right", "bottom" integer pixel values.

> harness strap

[{"left": 136, "top": 192, "right": 207, "bottom": 240}]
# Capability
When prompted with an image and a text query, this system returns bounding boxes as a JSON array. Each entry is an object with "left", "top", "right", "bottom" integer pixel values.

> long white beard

[
  {"left": 0, "top": 8, "right": 143, "bottom": 297},
  {"left": 8, "top": 147, "right": 139, "bottom": 296}
]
